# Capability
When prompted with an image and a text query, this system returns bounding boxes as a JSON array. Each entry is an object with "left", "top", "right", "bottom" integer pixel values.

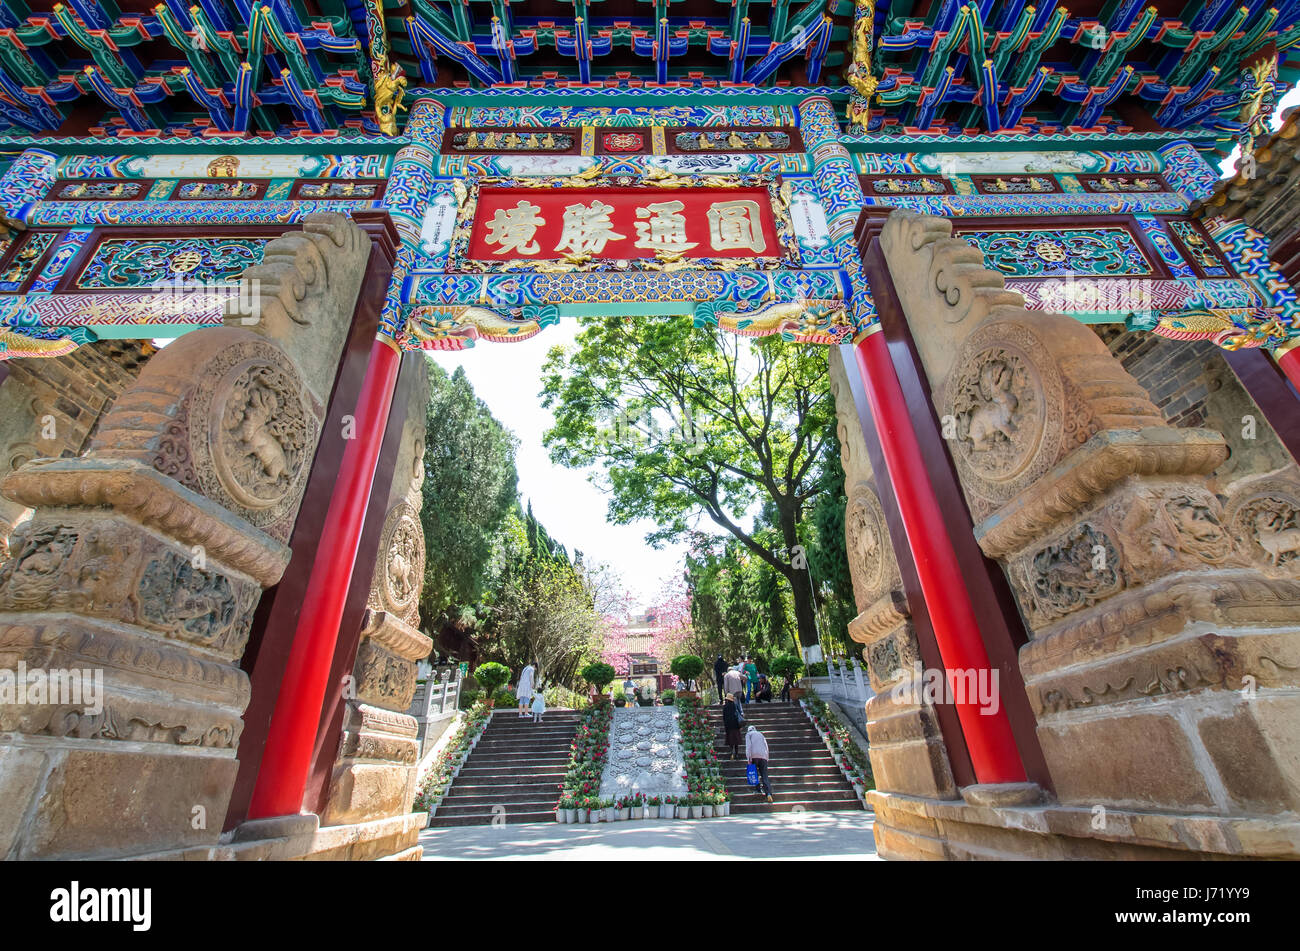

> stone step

[
  {"left": 456, "top": 763, "right": 569, "bottom": 776},
  {"left": 438, "top": 793, "right": 560, "bottom": 811},
  {"left": 426, "top": 810, "right": 555, "bottom": 828},
  {"left": 729, "top": 801, "right": 863, "bottom": 815},
  {"left": 441, "top": 781, "right": 564, "bottom": 797}
]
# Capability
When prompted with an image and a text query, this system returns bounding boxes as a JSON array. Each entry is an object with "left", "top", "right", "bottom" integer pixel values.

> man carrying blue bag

[{"left": 745, "top": 724, "right": 773, "bottom": 803}]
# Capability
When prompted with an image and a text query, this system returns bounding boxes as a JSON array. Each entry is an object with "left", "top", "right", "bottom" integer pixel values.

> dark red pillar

[
  {"left": 852, "top": 328, "right": 1026, "bottom": 785},
  {"left": 247, "top": 335, "right": 403, "bottom": 819},
  {"left": 1276, "top": 343, "right": 1300, "bottom": 393}
]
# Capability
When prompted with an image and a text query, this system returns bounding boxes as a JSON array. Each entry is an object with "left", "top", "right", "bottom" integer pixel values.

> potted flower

[
  {"left": 618, "top": 796, "right": 632, "bottom": 821},
  {"left": 718, "top": 793, "right": 731, "bottom": 817},
  {"left": 472, "top": 662, "right": 511, "bottom": 709},
  {"left": 646, "top": 795, "right": 660, "bottom": 819},
  {"left": 701, "top": 794, "right": 714, "bottom": 819},
  {"left": 660, "top": 796, "right": 675, "bottom": 819},
  {"left": 557, "top": 794, "right": 577, "bottom": 824},
  {"left": 604, "top": 799, "right": 619, "bottom": 823}
]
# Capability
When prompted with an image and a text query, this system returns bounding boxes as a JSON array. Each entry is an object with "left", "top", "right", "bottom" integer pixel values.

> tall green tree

[
  {"left": 477, "top": 503, "right": 601, "bottom": 689},
  {"left": 541, "top": 317, "right": 835, "bottom": 648},
  {"left": 418, "top": 360, "right": 519, "bottom": 627}
]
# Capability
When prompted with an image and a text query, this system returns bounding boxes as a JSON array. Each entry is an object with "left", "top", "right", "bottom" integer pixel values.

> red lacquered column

[
  {"left": 248, "top": 335, "right": 403, "bottom": 818},
  {"left": 853, "top": 327, "right": 1026, "bottom": 785},
  {"left": 1275, "top": 340, "right": 1300, "bottom": 393}
]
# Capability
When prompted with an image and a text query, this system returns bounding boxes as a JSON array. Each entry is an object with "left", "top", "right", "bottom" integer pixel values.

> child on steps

[{"left": 530, "top": 689, "right": 546, "bottom": 724}]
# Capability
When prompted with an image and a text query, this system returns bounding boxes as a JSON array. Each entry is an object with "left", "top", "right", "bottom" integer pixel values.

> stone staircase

[
  {"left": 426, "top": 709, "right": 581, "bottom": 827},
  {"left": 708, "top": 701, "right": 863, "bottom": 815}
]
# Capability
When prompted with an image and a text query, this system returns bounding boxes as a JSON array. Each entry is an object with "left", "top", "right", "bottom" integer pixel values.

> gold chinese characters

[{"left": 481, "top": 198, "right": 765, "bottom": 256}]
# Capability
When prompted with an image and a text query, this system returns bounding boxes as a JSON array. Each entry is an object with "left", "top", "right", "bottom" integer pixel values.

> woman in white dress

[{"left": 516, "top": 662, "right": 536, "bottom": 718}]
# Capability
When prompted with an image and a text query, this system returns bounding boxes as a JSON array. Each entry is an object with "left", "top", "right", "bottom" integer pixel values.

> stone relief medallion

[
  {"left": 944, "top": 322, "right": 1064, "bottom": 518},
  {"left": 1027, "top": 522, "right": 1123, "bottom": 622},
  {"left": 372, "top": 500, "right": 426, "bottom": 620},
  {"left": 845, "top": 482, "right": 891, "bottom": 610},
  {"left": 190, "top": 340, "right": 316, "bottom": 528},
  {"left": 1225, "top": 479, "right": 1300, "bottom": 571}
]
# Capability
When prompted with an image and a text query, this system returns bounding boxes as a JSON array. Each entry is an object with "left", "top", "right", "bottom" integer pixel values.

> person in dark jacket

[
  {"left": 714, "top": 655, "right": 728, "bottom": 705},
  {"left": 754, "top": 674, "right": 773, "bottom": 702},
  {"left": 722, "top": 694, "right": 744, "bottom": 759}
]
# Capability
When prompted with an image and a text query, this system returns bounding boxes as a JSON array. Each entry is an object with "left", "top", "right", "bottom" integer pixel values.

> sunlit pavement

[{"left": 418, "top": 811, "right": 880, "bottom": 860}]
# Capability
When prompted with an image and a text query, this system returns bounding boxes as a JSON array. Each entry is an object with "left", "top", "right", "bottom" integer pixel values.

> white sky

[{"left": 430, "top": 321, "right": 693, "bottom": 608}]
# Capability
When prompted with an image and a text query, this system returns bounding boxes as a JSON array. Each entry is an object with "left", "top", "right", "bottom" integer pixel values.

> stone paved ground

[{"left": 418, "top": 811, "right": 879, "bottom": 860}]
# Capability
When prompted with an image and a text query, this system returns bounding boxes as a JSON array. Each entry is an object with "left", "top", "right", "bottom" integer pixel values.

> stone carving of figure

[
  {"left": 967, "top": 359, "right": 1019, "bottom": 451},
  {"left": 229, "top": 384, "right": 290, "bottom": 489},
  {"left": 1253, "top": 510, "right": 1300, "bottom": 565}
]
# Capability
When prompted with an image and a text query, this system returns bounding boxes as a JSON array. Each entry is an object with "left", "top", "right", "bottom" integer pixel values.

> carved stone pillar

[
  {"left": 0, "top": 341, "right": 153, "bottom": 555},
  {"left": 828, "top": 348, "right": 957, "bottom": 802},
  {"left": 0, "top": 214, "right": 370, "bottom": 860},
  {"left": 0, "top": 326, "right": 313, "bottom": 859},
  {"left": 320, "top": 358, "right": 432, "bottom": 832},
  {"left": 881, "top": 210, "right": 1300, "bottom": 835}
]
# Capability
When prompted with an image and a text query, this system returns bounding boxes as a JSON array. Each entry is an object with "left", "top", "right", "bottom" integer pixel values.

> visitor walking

[
  {"left": 516, "top": 661, "right": 536, "bottom": 718},
  {"left": 723, "top": 665, "right": 745, "bottom": 708},
  {"left": 754, "top": 674, "right": 773, "bottom": 703},
  {"left": 714, "top": 654, "right": 727, "bottom": 705},
  {"left": 530, "top": 689, "right": 546, "bottom": 724},
  {"left": 623, "top": 676, "right": 635, "bottom": 706},
  {"left": 746, "top": 724, "right": 773, "bottom": 803},
  {"left": 744, "top": 656, "right": 759, "bottom": 702},
  {"left": 722, "top": 695, "right": 744, "bottom": 759}
]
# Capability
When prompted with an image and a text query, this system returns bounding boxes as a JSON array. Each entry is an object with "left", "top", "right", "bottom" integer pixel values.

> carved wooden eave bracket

[
  {"left": 0, "top": 458, "right": 290, "bottom": 588},
  {"left": 360, "top": 608, "right": 433, "bottom": 662},
  {"left": 974, "top": 428, "right": 1228, "bottom": 561}
]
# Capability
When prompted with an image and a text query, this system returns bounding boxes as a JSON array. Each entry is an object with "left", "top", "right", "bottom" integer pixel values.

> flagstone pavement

[{"left": 418, "top": 810, "right": 880, "bottom": 860}]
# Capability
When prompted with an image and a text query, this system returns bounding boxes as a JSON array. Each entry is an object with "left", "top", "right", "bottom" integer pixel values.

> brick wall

[{"left": 1092, "top": 324, "right": 1293, "bottom": 487}]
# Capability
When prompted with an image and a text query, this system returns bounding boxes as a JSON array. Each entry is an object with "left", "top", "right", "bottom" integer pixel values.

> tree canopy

[{"left": 541, "top": 317, "right": 838, "bottom": 648}]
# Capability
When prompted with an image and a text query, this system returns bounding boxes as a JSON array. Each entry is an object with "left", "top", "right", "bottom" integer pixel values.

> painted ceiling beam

[
  {"left": 0, "top": 70, "right": 62, "bottom": 130},
  {"left": 999, "top": 63, "right": 1051, "bottom": 125},
  {"left": 1075, "top": 62, "right": 1133, "bottom": 125},
  {"left": 1085, "top": 4, "right": 1158, "bottom": 86},
  {"left": 406, "top": 14, "right": 503, "bottom": 85},
  {"left": 559, "top": 18, "right": 614, "bottom": 83}
]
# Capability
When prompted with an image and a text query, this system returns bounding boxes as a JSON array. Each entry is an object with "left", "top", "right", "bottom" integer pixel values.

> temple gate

[{"left": 0, "top": 0, "right": 1297, "bottom": 860}]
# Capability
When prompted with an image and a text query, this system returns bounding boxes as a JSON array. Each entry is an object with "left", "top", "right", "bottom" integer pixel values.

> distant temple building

[{"left": 0, "top": 0, "right": 1297, "bottom": 860}]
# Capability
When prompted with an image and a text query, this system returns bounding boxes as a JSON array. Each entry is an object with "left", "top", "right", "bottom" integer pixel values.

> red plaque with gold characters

[{"left": 467, "top": 187, "right": 780, "bottom": 261}]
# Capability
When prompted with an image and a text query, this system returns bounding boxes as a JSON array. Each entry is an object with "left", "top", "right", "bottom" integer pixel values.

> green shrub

[
  {"left": 659, "top": 688, "right": 675, "bottom": 705},
  {"left": 770, "top": 652, "right": 804, "bottom": 687},
  {"left": 806, "top": 660, "right": 828, "bottom": 677},
  {"left": 493, "top": 686, "right": 517, "bottom": 707},
  {"left": 669, "top": 654, "right": 704, "bottom": 687},
  {"left": 580, "top": 661, "right": 616, "bottom": 691},
  {"left": 473, "top": 662, "right": 511, "bottom": 698},
  {"left": 458, "top": 688, "right": 483, "bottom": 709}
]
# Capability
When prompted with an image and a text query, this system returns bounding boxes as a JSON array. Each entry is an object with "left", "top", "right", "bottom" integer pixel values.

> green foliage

[
  {"left": 580, "top": 661, "right": 616, "bottom": 690},
  {"left": 659, "top": 688, "right": 675, "bottom": 705},
  {"left": 472, "top": 662, "right": 511, "bottom": 697},
  {"left": 669, "top": 653, "right": 705, "bottom": 685},
  {"left": 475, "top": 502, "right": 601, "bottom": 689},
  {"left": 803, "top": 426, "right": 857, "bottom": 655},
  {"left": 419, "top": 362, "right": 519, "bottom": 624},
  {"left": 806, "top": 661, "right": 828, "bottom": 677},
  {"left": 540, "top": 317, "right": 837, "bottom": 648},
  {"left": 769, "top": 652, "right": 803, "bottom": 686},
  {"left": 686, "top": 529, "right": 797, "bottom": 659}
]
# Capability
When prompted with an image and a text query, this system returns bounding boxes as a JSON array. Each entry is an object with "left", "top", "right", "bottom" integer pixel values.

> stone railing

[{"left": 407, "top": 665, "right": 463, "bottom": 760}]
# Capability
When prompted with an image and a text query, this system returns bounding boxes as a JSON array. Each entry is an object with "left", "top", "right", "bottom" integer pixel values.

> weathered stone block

[
  {"left": 1037, "top": 711, "right": 1216, "bottom": 810},
  {"left": 1199, "top": 696, "right": 1300, "bottom": 814},
  {"left": 22, "top": 747, "right": 236, "bottom": 859}
]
